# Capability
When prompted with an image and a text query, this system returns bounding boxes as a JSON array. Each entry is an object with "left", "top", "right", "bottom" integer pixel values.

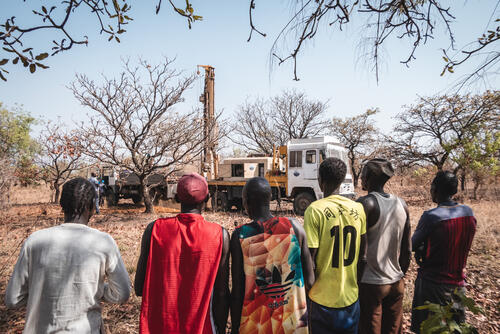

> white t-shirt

[{"left": 5, "top": 223, "right": 131, "bottom": 333}]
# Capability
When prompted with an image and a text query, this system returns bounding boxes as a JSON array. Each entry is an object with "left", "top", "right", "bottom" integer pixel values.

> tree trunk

[
  {"left": 349, "top": 152, "right": 358, "bottom": 187},
  {"left": 460, "top": 171, "right": 466, "bottom": 192},
  {"left": 352, "top": 168, "right": 359, "bottom": 188},
  {"left": 141, "top": 178, "right": 155, "bottom": 213},
  {"left": 473, "top": 176, "right": 480, "bottom": 200},
  {"left": 53, "top": 182, "right": 61, "bottom": 204}
]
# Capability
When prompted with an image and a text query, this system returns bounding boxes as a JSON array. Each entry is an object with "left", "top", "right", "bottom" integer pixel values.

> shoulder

[
  {"left": 356, "top": 193, "right": 378, "bottom": 209},
  {"left": 305, "top": 199, "right": 325, "bottom": 215},
  {"left": 233, "top": 221, "right": 261, "bottom": 239},
  {"left": 393, "top": 195, "right": 409, "bottom": 212},
  {"left": 458, "top": 204, "right": 474, "bottom": 217},
  {"left": 85, "top": 226, "right": 119, "bottom": 246}
]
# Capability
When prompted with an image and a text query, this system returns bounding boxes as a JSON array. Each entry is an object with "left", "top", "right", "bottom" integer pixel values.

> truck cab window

[
  {"left": 306, "top": 150, "right": 316, "bottom": 164},
  {"left": 319, "top": 150, "right": 326, "bottom": 163},
  {"left": 231, "top": 164, "right": 244, "bottom": 177},
  {"left": 289, "top": 151, "right": 302, "bottom": 167}
]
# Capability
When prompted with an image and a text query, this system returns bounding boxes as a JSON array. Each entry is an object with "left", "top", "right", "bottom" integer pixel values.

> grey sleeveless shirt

[{"left": 361, "top": 192, "right": 407, "bottom": 285}]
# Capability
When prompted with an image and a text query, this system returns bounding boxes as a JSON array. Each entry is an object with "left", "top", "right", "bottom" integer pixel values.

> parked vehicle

[{"left": 208, "top": 136, "right": 355, "bottom": 215}]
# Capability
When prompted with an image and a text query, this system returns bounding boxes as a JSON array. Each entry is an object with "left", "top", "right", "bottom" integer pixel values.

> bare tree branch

[
  {"left": 232, "top": 89, "right": 329, "bottom": 154},
  {"left": 70, "top": 57, "right": 223, "bottom": 213}
]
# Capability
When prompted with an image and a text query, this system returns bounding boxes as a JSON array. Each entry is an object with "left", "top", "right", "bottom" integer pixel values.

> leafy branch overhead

[{"left": 0, "top": 0, "right": 201, "bottom": 81}]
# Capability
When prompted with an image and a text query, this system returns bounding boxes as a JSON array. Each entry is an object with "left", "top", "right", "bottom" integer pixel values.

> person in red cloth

[{"left": 134, "top": 173, "right": 230, "bottom": 334}]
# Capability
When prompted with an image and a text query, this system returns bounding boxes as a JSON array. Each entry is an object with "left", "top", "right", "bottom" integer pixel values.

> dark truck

[{"left": 100, "top": 167, "right": 176, "bottom": 206}]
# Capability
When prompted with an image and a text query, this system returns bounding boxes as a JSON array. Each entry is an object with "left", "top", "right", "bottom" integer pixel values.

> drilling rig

[{"left": 198, "top": 65, "right": 218, "bottom": 180}]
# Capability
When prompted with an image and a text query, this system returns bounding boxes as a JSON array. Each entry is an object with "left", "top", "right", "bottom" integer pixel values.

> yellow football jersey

[{"left": 304, "top": 195, "right": 366, "bottom": 308}]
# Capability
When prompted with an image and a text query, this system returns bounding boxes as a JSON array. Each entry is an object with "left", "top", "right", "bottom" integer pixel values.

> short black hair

[
  {"left": 90, "top": 172, "right": 97, "bottom": 177},
  {"left": 243, "top": 177, "right": 272, "bottom": 205},
  {"left": 319, "top": 158, "right": 347, "bottom": 190},
  {"left": 60, "top": 177, "right": 96, "bottom": 220},
  {"left": 432, "top": 171, "right": 458, "bottom": 196}
]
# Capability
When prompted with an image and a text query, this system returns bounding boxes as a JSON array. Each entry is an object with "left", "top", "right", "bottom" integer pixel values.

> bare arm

[
  {"left": 356, "top": 194, "right": 379, "bottom": 229},
  {"left": 290, "top": 218, "right": 315, "bottom": 291},
  {"left": 213, "top": 227, "right": 230, "bottom": 334},
  {"left": 230, "top": 230, "right": 245, "bottom": 334},
  {"left": 309, "top": 247, "right": 318, "bottom": 276},
  {"left": 134, "top": 221, "right": 154, "bottom": 296},
  {"left": 399, "top": 199, "right": 412, "bottom": 274},
  {"left": 357, "top": 233, "right": 367, "bottom": 283}
]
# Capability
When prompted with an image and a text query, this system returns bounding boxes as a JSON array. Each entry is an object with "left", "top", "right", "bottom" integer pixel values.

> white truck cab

[{"left": 287, "top": 136, "right": 355, "bottom": 214}]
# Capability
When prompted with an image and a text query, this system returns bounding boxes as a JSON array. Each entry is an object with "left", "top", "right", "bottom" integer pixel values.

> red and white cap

[{"left": 176, "top": 173, "right": 209, "bottom": 204}]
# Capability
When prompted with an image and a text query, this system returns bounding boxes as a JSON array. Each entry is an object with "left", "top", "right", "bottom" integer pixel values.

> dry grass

[{"left": 0, "top": 187, "right": 499, "bottom": 333}]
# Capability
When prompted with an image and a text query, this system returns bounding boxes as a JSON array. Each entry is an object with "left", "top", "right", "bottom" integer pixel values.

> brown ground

[{"left": 0, "top": 186, "right": 499, "bottom": 333}]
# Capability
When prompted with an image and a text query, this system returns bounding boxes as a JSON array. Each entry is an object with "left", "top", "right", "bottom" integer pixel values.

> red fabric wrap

[{"left": 140, "top": 213, "right": 223, "bottom": 334}]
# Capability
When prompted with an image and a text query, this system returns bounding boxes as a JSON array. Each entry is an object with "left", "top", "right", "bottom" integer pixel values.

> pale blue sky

[{"left": 1, "top": 1, "right": 498, "bottom": 135}]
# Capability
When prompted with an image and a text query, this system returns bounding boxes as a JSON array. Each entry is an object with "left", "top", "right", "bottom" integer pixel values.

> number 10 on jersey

[{"left": 330, "top": 225, "right": 357, "bottom": 268}]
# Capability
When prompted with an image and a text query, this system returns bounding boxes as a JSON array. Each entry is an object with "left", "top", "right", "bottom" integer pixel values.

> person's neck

[
  {"left": 368, "top": 183, "right": 388, "bottom": 196},
  {"left": 323, "top": 185, "right": 340, "bottom": 198},
  {"left": 64, "top": 214, "right": 89, "bottom": 225},
  {"left": 249, "top": 206, "right": 273, "bottom": 222},
  {"left": 180, "top": 204, "right": 202, "bottom": 214},
  {"left": 437, "top": 196, "right": 454, "bottom": 205}
]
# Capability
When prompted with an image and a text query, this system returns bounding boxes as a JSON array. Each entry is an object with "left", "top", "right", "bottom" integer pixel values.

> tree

[
  {"left": 453, "top": 130, "right": 500, "bottom": 199},
  {"left": 329, "top": 109, "right": 380, "bottom": 187},
  {"left": 388, "top": 91, "right": 500, "bottom": 172},
  {"left": 232, "top": 89, "right": 329, "bottom": 155},
  {"left": 0, "top": 0, "right": 201, "bottom": 80},
  {"left": 37, "top": 121, "right": 83, "bottom": 203},
  {"left": 70, "top": 58, "right": 219, "bottom": 213},
  {"left": 2, "top": 1, "right": 497, "bottom": 84},
  {"left": 0, "top": 103, "right": 37, "bottom": 204}
]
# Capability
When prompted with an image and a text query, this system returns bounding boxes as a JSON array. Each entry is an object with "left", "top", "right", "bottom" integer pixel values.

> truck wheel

[
  {"left": 211, "top": 191, "right": 228, "bottom": 212},
  {"left": 132, "top": 195, "right": 142, "bottom": 205},
  {"left": 293, "top": 192, "right": 314, "bottom": 216},
  {"left": 106, "top": 191, "right": 118, "bottom": 206},
  {"left": 233, "top": 198, "right": 243, "bottom": 212}
]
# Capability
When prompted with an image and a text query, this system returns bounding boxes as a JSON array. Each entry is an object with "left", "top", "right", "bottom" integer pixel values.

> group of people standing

[{"left": 4, "top": 157, "right": 476, "bottom": 334}]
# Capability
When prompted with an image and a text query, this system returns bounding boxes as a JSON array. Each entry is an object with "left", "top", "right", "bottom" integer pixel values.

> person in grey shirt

[
  {"left": 357, "top": 159, "right": 411, "bottom": 334},
  {"left": 5, "top": 177, "right": 130, "bottom": 334}
]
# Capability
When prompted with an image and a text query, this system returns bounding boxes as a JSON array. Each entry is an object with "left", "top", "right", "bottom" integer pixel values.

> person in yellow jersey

[{"left": 304, "top": 157, "right": 367, "bottom": 334}]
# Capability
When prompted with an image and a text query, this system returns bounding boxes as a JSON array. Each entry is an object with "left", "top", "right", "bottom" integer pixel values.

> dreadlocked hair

[{"left": 60, "top": 177, "right": 96, "bottom": 220}]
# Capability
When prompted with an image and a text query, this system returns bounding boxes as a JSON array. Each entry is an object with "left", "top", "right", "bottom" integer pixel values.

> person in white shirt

[{"left": 5, "top": 177, "right": 130, "bottom": 334}]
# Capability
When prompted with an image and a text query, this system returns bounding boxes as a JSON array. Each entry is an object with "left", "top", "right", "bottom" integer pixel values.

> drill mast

[{"left": 198, "top": 65, "right": 218, "bottom": 180}]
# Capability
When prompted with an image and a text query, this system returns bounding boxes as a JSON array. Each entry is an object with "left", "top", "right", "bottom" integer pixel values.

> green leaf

[
  {"left": 193, "top": 15, "right": 203, "bottom": 21},
  {"left": 108, "top": 35, "right": 113, "bottom": 41},
  {"left": 176, "top": 8, "right": 186, "bottom": 15},
  {"left": 0, "top": 59, "right": 8, "bottom": 66},
  {"left": 442, "top": 56, "right": 449, "bottom": 62},
  {"left": 29, "top": 63, "right": 36, "bottom": 73},
  {"left": 117, "top": 29, "right": 126, "bottom": 34},
  {"left": 35, "top": 53, "right": 49, "bottom": 61},
  {"left": 115, "top": 36, "right": 120, "bottom": 43}
]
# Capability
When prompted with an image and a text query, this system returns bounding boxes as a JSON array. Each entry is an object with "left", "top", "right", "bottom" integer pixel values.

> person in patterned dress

[{"left": 230, "top": 177, "right": 315, "bottom": 334}]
